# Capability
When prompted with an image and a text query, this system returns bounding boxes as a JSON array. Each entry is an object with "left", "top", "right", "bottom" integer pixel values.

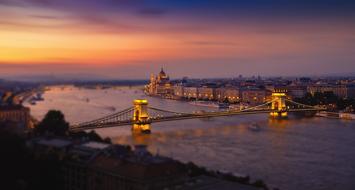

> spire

[{"left": 159, "top": 67, "right": 166, "bottom": 76}]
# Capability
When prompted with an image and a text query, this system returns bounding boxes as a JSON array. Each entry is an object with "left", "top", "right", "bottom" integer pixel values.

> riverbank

[{"left": 316, "top": 111, "right": 355, "bottom": 120}]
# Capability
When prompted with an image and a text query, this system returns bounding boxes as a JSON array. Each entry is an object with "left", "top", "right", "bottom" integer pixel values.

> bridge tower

[
  {"left": 132, "top": 99, "right": 151, "bottom": 133},
  {"left": 270, "top": 89, "right": 288, "bottom": 118}
]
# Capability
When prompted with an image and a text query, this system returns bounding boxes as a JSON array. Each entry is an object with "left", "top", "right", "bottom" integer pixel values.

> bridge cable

[
  {"left": 285, "top": 99, "right": 317, "bottom": 109},
  {"left": 74, "top": 107, "right": 134, "bottom": 127}
]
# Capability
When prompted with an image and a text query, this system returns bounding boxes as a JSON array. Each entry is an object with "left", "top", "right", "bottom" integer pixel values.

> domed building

[{"left": 145, "top": 68, "right": 173, "bottom": 97}]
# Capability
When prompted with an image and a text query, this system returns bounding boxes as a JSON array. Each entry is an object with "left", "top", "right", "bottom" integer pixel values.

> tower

[
  {"left": 132, "top": 99, "right": 151, "bottom": 133},
  {"left": 270, "top": 89, "right": 288, "bottom": 118}
]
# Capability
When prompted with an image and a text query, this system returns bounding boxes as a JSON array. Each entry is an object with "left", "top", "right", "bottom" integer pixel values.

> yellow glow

[
  {"left": 272, "top": 93, "right": 286, "bottom": 96},
  {"left": 133, "top": 99, "right": 148, "bottom": 104}
]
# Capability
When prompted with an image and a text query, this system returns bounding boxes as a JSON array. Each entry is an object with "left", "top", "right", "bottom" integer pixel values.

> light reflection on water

[{"left": 27, "top": 86, "right": 355, "bottom": 190}]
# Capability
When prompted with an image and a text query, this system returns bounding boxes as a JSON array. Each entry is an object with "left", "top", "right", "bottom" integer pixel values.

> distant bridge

[{"left": 71, "top": 91, "right": 325, "bottom": 133}]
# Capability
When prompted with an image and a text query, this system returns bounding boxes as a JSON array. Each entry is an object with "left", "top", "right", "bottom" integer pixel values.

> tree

[{"left": 35, "top": 110, "right": 69, "bottom": 136}]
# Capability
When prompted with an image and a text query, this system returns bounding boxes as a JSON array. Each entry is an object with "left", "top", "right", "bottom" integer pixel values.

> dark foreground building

[
  {"left": 28, "top": 138, "right": 263, "bottom": 190},
  {"left": 63, "top": 143, "right": 185, "bottom": 190}
]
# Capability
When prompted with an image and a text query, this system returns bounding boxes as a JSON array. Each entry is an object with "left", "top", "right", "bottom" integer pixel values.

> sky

[{"left": 0, "top": 0, "right": 355, "bottom": 80}]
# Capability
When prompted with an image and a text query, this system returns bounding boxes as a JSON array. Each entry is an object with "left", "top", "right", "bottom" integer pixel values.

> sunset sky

[{"left": 1, "top": 0, "right": 355, "bottom": 80}]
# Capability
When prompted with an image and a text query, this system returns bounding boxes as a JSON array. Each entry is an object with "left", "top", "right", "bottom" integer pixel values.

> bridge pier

[
  {"left": 132, "top": 99, "right": 151, "bottom": 134},
  {"left": 270, "top": 89, "right": 288, "bottom": 118}
]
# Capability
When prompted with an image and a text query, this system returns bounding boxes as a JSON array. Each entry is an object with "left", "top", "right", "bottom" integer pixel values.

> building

[
  {"left": 0, "top": 105, "right": 32, "bottom": 131},
  {"left": 224, "top": 88, "right": 240, "bottom": 103},
  {"left": 0, "top": 90, "right": 33, "bottom": 133},
  {"left": 183, "top": 87, "right": 198, "bottom": 99},
  {"left": 86, "top": 155, "right": 186, "bottom": 190},
  {"left": 29, "top": 138, "right": 73, "bottom": 159},
  {"left": 241, "top": 88, "right": 266, "bottom": 105},
  {"left": 307, "top": 85, "right": 348, "bottom": 98},
  {"left": 173, "top": 85, "right": 184, "bottom": 98},
  {"left": 214, "top": 87, "right": 226, "bottom": 102},
  {"left": 62, "top": 143, "right": 186, "bottom": 190},
  {"left": 145, "top": 68, "right": 173, "bottom": 97},
  {"left": 28, "top": 137, "right": 268, "bottom": 190},
  {"left": 287, "top": 86, "right": 307, "bottom": 98},
  {"left": 347, "top": 84, "right": 355, "bottom": 98},
  {"left": 197, "top": 87, "right": 214, "bottom": 100}
]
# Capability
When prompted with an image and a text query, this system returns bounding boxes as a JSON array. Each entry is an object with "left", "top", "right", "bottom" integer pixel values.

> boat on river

[
  {"left": 340, "top": 113, "right": 355, "bottom": 120},
  {"left": 316, "top": 111, "right": 340, "bottom": 118},
  {"left": 248, "top": 123, "right": 261, "bottom": 131}
]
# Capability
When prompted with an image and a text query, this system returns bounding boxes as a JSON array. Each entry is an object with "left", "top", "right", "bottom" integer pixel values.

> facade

[
  {"left": 0, "top": 91, "right": 33, "bottom": 133},
  {"left": 86, "top": 156, "right": 186, "bottom": 190},
  {"left": 173, "top": 85, "right": 184, "bottom": 98},
  {"left": 347, "top": 84, "right": 355, "bottom": 98},
  {"left": 241, "top": 88, "right": 266, "bottom": 105},
  {"left": 146, "top": 68, "right": 173, "bottom": 97},
  {"left": 197, "top": 87, "right": 214, "bottom": 100},
  {"left": 214, "top": 88, "right": 226, "bottom": 102},
  {"left": 224, "top": 88, "right": 240, "bottom": 103},
  {"left": 183, "top": 87, "right": 198, "bottom": 99},
  {"left": 30, "top": 137, "right": 261, "bottom": 190},
  {"left": 0, "top": 105, "right": 32, "bottom": 130},
  {"left": 307, "top": 85, "right": 348, "bottom": 98},
  {"left": 287, "top": 86, "right": 307, "bottom": 98},
  {"left": 61, "top": 143, "right": 186, "bottom": 190}
]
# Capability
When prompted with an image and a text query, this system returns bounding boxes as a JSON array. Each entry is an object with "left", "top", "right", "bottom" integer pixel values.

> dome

[{"left": 159, "top": 68, "right": 166, "bottom": 76}]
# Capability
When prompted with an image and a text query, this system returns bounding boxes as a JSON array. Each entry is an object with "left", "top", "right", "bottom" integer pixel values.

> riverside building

[{"left": 145, "top": 68, "right": 173, "bottom": 97}]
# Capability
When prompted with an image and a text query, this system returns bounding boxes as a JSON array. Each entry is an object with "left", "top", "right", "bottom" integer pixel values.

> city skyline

[{"left": 1, "top": 0, "right": 355, "bottom": 79}]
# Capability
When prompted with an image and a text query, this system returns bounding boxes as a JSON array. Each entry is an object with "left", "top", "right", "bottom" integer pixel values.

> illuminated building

[
  {"left": 214, "top": 88, "right": 227, "bottom": 102},
  {"left": 183, "top": 87, "right": 198, "bottom": 99},
  {"left": 132, "top": 99, "right": 151, "bottom": 133},
  {"left": 286, "top": 86, "right": 307, "bottom": 98},
  {"left": 145, "top": 68, "right": 173, "bottom": 97},
  {"left": 241, "top": 88, "right": 266, "bottom": 105},
  {"left": 0, "top": 90, "right": 33, "bottom": 132},
  {"left": 307, "top": 85, "right": 348, "bottom": 98},
  {"left": 173, "top": 85, "right": 184, "bottom": 98},
  {"left": 197, "top": 87, "right": 214, "bottom": 100},
  {"left": 224, "top": 88, "right": 240, "bottom": 103},
  {"left": 270, "top": 89, "right": 288, "bottom": 118}
]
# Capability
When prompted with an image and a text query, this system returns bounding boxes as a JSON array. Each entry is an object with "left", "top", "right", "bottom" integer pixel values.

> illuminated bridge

[{"left": 71, "top": 91, "right": 325, "bottom": 133}]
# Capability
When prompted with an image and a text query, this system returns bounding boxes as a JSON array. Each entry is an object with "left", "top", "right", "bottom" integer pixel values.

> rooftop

[
  {"left": 37, "top": 138, "right": 72, "bottom": 148},
  {"left": 80, "top": 141, "right": 111, "bottom": 150},
  {"left": 90, "top": 155, "right": 184, "bottom": 180}
]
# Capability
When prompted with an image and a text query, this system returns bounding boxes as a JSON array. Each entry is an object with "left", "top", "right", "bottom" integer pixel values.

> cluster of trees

[
  {"left": 294, "top": 92, "right": 355, "bottom": 112},
  {"left": 34, "top": 110, "right": 69, "bottom": 136},
  {"left": 33, "top": 110, "right": 110, "bottom": 143}
]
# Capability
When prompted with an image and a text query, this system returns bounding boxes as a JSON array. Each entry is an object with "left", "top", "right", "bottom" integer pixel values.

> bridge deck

[{"left": 70, "top": 108, "right": 323, "bottom": 131}]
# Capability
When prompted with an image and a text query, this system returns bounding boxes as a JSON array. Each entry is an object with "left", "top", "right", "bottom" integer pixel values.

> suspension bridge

[{"left": 70, "top": 90, "right": 325, "bottom": 133}]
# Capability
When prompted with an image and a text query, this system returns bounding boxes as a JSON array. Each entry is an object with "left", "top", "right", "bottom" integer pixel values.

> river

[{"left": 25, "top": 85, "right": 355, "bottom": 190}]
